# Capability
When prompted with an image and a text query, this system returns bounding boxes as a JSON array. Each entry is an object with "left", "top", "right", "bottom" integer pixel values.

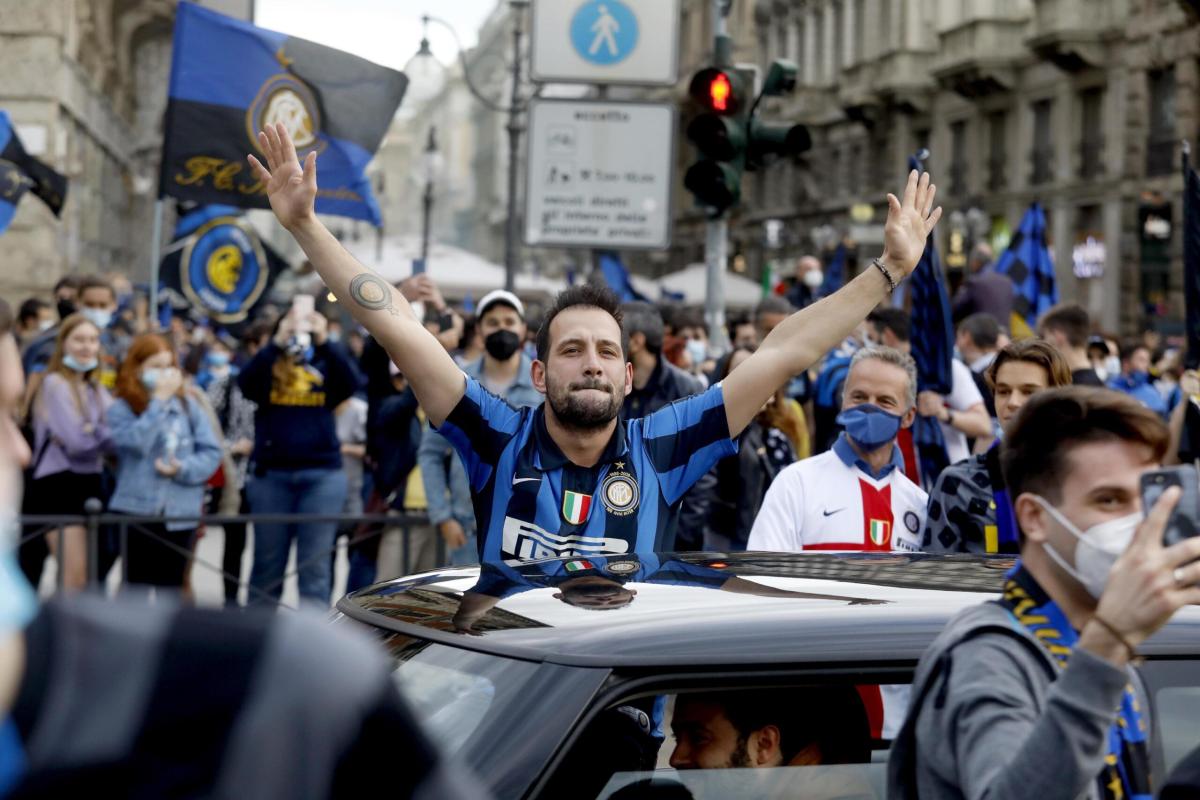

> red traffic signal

[{"left": 689, "top": 68, "right": 743, "bottom": 115}]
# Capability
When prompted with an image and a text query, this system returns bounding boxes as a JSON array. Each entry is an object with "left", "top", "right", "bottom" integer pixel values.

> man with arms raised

[
  {"left": 890, "top": 387, "right": 1200, "bottom": 800},
  {"left": 247, "top": 123, "right": 941, "bottom": 561}
]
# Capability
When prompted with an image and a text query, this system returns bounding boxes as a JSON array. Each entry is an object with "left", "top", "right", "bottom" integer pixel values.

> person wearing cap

[
  {"left": 419, "top": 290, "right": 541, "bottom": 564},
  {"left": 248, "top": 123, "right": 942, "bottom": 561}
]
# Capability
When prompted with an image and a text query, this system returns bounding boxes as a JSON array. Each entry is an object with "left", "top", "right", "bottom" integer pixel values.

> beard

[
  {"left": 726, "top": 736, "right": 754, "bottom": 768},
  {"left": 546, "top": 374, "right": 623, "bottom": 431}
]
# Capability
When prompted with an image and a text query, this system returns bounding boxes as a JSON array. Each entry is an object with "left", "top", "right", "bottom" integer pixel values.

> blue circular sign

[{"left": 570, "top": 1, "right": 639, "bottom": 66}]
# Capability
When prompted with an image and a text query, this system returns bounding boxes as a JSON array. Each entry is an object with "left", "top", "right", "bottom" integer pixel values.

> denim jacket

[
  {"left": 107, "top": 392, "right": 222, "bottom": 531},
  {"left": 418, "top": 355, "right": 542, "bottom": 530}
]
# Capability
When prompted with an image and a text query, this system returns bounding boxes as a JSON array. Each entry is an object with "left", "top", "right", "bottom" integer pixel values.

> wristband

[
  {"left": 872, "top": 258, "right": 898, "bottom": 293},
  {"left": 1091, "top": 614, "right": 1138, "bottom": 661}
]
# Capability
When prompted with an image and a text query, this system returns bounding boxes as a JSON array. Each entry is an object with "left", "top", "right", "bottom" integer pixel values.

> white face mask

[
  {"left": 803, "top": 269, "right": 825, "bottom": 289},
  {"left": 1032, "top": 495, "right": 1140, "bottom": 600},
  {"left": 1104, "top": 356, "right": 1122, "bottom": 379}
]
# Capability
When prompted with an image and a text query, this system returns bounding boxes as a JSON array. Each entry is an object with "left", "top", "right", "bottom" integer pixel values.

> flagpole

[{"left": 149, "top": 199, "right": 164, "bottom": 332}]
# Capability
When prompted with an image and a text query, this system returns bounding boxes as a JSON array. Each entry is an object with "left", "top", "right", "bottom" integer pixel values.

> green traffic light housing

[
  {"left": 686, "top": 114, "right": 747, "bottom": 162},
  {"left": 683, "top": 160, "right": 742, "bottom": 213},
  {"left": 747, "top": 119, "right": 812, "bottom": 171},
  {"left": 761, "top": 59, "right": 799, "bottom": 97}
]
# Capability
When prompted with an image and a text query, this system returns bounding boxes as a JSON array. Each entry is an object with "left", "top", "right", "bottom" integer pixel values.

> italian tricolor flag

[
  {"left": 564, "top": 560, "right": 594, "bottom": 573},
  {"left": 869, "top": 519, "right": 890, "bottom": 547},
  {"left": 562, "top": 491, "right": 593, "bottom": 525}
]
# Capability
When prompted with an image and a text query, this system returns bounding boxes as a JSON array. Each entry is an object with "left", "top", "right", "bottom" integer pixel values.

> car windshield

[
  {"left": 389, "top": 638, "right": 542, "bottom": 756},
  {"left": 598, "top": 765, "right": 887, "bottom": 799}
]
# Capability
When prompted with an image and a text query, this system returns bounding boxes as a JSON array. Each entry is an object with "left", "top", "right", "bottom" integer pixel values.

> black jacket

[{"left": 623, "top": 358, "right": 704, "bottom": 419}]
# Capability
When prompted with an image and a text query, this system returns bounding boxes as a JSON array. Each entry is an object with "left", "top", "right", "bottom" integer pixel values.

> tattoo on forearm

[{"left": 348, "top": 273, "right": 399, "bottom": 316}]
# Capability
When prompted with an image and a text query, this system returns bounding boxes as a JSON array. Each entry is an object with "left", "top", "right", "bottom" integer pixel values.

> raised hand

[
  {"left": 247, "top": 122, "right": 317, "bottom": 231},
  {"left": 882, "top": 170, "right": 942, "bottom": 278}
]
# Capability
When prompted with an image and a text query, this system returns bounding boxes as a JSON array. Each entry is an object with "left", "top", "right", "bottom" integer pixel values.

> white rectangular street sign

[
  {"left": 531, "top": 0, "right": 680, "bottom": 86},
  {"left": 525, "top": 100, "right": 675, "bottom": 250}
]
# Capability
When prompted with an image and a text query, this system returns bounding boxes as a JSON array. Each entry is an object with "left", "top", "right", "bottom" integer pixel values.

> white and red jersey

[{"left": 747, "top": 437, "right": 927, "bottom": 552}]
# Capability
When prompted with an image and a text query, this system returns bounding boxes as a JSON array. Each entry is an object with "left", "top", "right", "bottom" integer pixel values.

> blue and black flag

[
  {"left": 906, "top": 156, "right": 953, "bottom": 490},
  {"left": 158, "top": 204, "right": 289, "bottom": 328},
  {"left": 598, "top": 251, "right": 650, "bottom": 303},
  {"left": 993, "top": 203, "right": 1058, "bottom": 330},
  {"left": 160, "top": 2, "right": 407, "bottom": 224},
  {"left": 0, "top": 110, "right": 67, "bottom": 234}
]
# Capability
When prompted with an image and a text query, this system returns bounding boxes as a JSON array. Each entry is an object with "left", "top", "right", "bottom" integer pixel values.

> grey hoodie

[{"left": 887, "top": 601, "right": 1146, "bottom": 800}]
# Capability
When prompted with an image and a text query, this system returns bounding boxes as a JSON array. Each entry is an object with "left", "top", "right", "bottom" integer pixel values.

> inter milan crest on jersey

[
  {"left": 601, "top": 468, "right": 639, "bottom": 516},
  {"left": 562, "top": 491, "right": 593, "bottom": 525}
]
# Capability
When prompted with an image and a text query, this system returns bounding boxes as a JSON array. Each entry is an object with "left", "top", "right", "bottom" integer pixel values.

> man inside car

[
  {"left": 669, "top": 687, "right": 871, "bottom": 770},
  {"left": 890, "top": 387, "right": 1200, "bottom": 800},
  {"left": 248, "top": 123, "right": 942, "bottom": 562}
]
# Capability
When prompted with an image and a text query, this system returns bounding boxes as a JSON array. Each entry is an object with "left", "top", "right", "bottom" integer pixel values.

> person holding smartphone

[
  {"left": 890, "top": 386, "right": 1200, "bottom": 800},
  {"left": 237, "top": 301, "right": 360, "bottom": 606}
]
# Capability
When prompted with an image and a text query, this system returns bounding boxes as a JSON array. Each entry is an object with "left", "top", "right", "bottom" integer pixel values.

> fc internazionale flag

[
  {"left": 0, "top": 110, "right": 67, "bottom": 234},
  {"left": 160, "top": 2, "right": 408, "bottom": 224},
  {"left": 993, "top": 203, "right": 1058, "bottom": 330}
]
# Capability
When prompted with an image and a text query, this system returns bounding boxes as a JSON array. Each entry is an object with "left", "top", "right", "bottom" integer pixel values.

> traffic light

[
  {"left": 746, "top": 61, "right": 810, "bottom": 171},
  {"left": 684, "top": 67, "right": 750, "bottom": 215}
]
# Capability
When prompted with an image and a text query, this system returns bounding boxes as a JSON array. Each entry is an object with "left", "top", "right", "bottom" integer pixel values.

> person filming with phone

[
  {"left": 890, "top": 386, "right": 1200, "bottom": 800},
  {"left": 237, "top": 297, "right": 361, "bottom": 606}
]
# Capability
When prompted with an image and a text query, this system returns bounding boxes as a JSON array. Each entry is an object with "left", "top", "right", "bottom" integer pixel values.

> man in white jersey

[{"left": 748, "top": 346, "right": 927, "bottom": 552}]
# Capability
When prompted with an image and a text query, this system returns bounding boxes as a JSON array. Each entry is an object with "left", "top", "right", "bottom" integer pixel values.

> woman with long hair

[
  {"left": 698, "top": 346, "right": 805, "bottom": 551},
  {"left": 107, "top": 334, "right": 220, "bottom": 591},
  {"left": 23, "top": 313, "right": 113, "bottom": 589}
]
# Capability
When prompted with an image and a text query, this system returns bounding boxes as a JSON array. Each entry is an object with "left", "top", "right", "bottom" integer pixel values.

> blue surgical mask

[
  {"left": 80, "top": 308, "right": 113, "bottom": 330},
  {"left": 141, "top": 368, "right": 161, "bottom": 390},
  {"left": 205, "top": 352, "right": 231, "bottom": 368},
  {"left": 62, "top": 354, "right": 98, "bottom": 373},
  {"left": 685, "top": 339, "right": 708, "bottom": 366},
  {"left": 837, "top": 403, "right": 903, "bottom": 451}
]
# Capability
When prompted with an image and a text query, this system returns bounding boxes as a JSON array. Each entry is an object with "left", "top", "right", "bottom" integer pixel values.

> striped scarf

[{"left": 998, "top": 565, "right": 1152, "bottom": 800}]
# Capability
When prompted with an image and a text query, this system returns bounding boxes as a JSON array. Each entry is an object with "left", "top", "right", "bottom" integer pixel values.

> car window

[
  {"left": 1156, "top": 687, "right": 1200, "bottom": 776},
  {"left": 597, "top": 766, "right": 886, "bottom": 799}
]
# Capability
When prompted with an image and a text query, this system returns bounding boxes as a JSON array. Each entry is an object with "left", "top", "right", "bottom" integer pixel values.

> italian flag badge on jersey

[
  {"left": 564, "top": 560, "right": 594, "bottom": 573},
  {"left": 562, "top": 491, "right": 593, "bottom": 525},
  {"left": 869, "top": 519, "right": 891, "bottom": 547}
]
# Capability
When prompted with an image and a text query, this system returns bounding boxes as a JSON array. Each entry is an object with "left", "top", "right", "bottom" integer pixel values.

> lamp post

[
  {"left": 419, "top": 126, "right": 438, "bottom": 274},
  {"left": 416, "top": 0, "right": 529, "bottom": 292}
]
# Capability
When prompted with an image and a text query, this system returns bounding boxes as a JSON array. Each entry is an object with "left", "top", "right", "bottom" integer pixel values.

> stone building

[{"left": 662, "top": 0, "right": 1199, "bottom": 334}]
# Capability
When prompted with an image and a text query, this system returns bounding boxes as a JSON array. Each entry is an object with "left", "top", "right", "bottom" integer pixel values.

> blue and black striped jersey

[{"left": 435, "top": 376, "right": 737, "bottom": 561}]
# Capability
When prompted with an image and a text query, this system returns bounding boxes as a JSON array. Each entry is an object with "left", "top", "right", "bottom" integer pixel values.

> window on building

[
  {"left": 833, "top": 1, "right": 845, "bottom": 73},
  {"left": 873, "top": 135, "right": 890, "bottom": 191},
  {"left": 777, "top": 15, "right": 790, "bottom": 61},
  {"left": 829, "top": 147, "right": 842, "bottom": 197},
  {"left": 1031, "top": 100, "right": 1054, "bottom": 185},
  {"left": 796, "top": 18, "right": 807, "bottom": 83},
  {"left": 815, "top": 9, "right": 826, "bottom": 82},
  {"left": 849, "top": 143, "right": 862, "bottom": 195},
  {"left": 1079, "top": 88, "right": 1104, "bottom": 180},
  {"left": 987, "top": 111, "right": 1007, "bottom": 191},
  {"left": 854, "top": 0, "right": 866, "bottom": 64},
  {"left": 949, "top": 120, "right": 968, "bottom": 197},
  {"left": 879, "top": 0, "right": 891, "bottom": 54},
  {"left": 1146, "top": 68, "right": 1176, "bottom": 177}
]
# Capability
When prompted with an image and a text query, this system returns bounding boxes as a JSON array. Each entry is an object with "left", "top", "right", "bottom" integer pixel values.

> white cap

[{"left": 476, "top": 289, "right": 524, "bottom": 320}]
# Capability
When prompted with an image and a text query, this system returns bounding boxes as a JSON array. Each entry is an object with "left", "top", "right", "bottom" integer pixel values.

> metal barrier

[{"left": 18, "top": 501, "right": 448, "bottom": 608}]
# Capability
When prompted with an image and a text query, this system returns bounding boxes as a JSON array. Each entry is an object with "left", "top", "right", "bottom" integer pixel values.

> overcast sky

[{"left": 254, "top": 0, "right": 500, "bottom": 71}]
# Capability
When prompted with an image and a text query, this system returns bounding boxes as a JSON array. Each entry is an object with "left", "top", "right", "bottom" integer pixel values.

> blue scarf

[
  {"left": 985, "top": 443, "right": 1020, "bottom": 551},
  {"left": 999, "top": 565, "right": 1152, "bottom": 800},
  {"left": 0, "top": 720, "right": 25, "bottom": 797}
]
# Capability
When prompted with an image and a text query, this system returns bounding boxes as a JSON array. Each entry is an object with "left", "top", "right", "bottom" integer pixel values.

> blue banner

[
  {"left": 598, "top": 251, "right": 651, "bottom": 303},
  {"left": 0, "top": 110, "right": 67, "bottom": 234},
  {"left": 159, "top": 2, "right": 407, "bottom": 224}
]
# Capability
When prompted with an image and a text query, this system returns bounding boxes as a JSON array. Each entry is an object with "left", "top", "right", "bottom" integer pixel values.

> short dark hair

[
  {"left": 985, "top": 339, "right": 1073, "bottom": 390},
  {"left": 754, "top": 295, "right": 793, "bottom": 322},
  {"left": 1038, "top": 303, "right": 1091, "bottom": 349},
  {"left": 18, "top": 298, "right": 48, "bottom": 326},
  {"left": 76, "top": 274, "right": 115, "bottom": 301},
  {"left": 52, "top": 275, "right": 81, "bottom": 294},
  {"left": 868, "top": 307, "right": 910, "bottom": 343},
  {"left": 679, "top": 686, "right": 870, "bottom": 765},
  {"left": 621, "top": 302, "right": 665, "bottom": 357},
  {"left": 958, "top": 312, "right": 1001, "bottom": 350},
  {"left": 1001, "top": 387, "right": 1169, "bottom": 507},
  {"left": 726, "top": 311, "right": 752, "bottom": 338},
  {"left": 535, "top": 285, "right": 627, "bottom": 362},
  {"left": 1119, "top": 337, "right": 1148, "bottom": 364}
]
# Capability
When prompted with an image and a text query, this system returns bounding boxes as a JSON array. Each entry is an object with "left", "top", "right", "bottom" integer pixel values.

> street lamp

[
  {"left": 419, "top": 126, "right": 440, "bottom": 274},
  {"left": 413, "top": 1, "right": 529, "bottom": 292}
]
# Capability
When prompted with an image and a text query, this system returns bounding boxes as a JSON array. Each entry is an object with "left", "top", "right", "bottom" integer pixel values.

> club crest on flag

[
  {"left": 0, "top": 159, "right": 30, "bottom": 203},
  {"left": 180, "top": 216, "right": 269, "bottom": 324},
  {"left": 246, "top": 67, "right": 326, "bottom": 156},
  {"left": 869, "top": 519, "right": 890, "bottom": 547},
  {"left": 562, "top": 490, "right": 593, "bottom": 525}
]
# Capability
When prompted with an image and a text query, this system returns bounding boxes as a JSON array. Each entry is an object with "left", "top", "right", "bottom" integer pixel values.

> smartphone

[
  {"left": 1140, "top": 465, "right": 1200, "bottom": 547},
  {"left": 291, "top": 294, "right": 315, "bottom": 335}
]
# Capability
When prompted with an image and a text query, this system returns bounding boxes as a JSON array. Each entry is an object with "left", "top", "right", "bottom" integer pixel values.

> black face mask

[
  {"left": 56, "top": 299, "right": 76, "bottom": 321},
  {"left": 485, "top": 329, "right": 522, "bottom": 361}
]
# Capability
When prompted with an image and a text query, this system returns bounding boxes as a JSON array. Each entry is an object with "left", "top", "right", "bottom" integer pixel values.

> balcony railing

[
  {"left": 1079, "top": 136, "right": 1105, "bottom": 180},
  {"left": 1145, "top": 136, "right": 1176, "bottom": 177},
  {"left": 1030, "top": 146, "right": 1054, "bottom": 185}
]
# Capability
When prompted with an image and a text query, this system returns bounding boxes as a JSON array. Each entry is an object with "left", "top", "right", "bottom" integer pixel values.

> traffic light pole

[{"left": 704, "top": 0, "right": 733, "bottom": 356}]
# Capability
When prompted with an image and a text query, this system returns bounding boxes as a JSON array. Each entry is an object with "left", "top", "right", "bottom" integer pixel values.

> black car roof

[{"left": 338, "top": 552, "right": 1200, "bottom": 668}]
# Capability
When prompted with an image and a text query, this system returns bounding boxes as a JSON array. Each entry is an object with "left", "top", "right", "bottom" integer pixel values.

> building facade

[{"left": 661, "top": 0, "right": 1199, "bottom": 334}]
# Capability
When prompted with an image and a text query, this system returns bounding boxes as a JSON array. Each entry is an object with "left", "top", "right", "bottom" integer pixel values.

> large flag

[
  {"left": 1184, "top": 146, "right": 1200, "bottom": 369},
  {"left": 159, "top": 204, "right": 289, "bottom": 328},
  {"left": 598, "top": 251, "right": 651, "bottom": 303},
  {"left": 160, "top": 2, "right": 408, "bottom": 224},
  {"left": 0, "top": 111, "right": 67, "bottom": 234},
  {"left": 993, "top": 203, "right": 1058, "bottom": 330},
  {"left": 907, "top": 156, "right": 954, "bottom": 490},
  {"left": 819, "top": 242, "right": 846, "bottom": 296}
]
